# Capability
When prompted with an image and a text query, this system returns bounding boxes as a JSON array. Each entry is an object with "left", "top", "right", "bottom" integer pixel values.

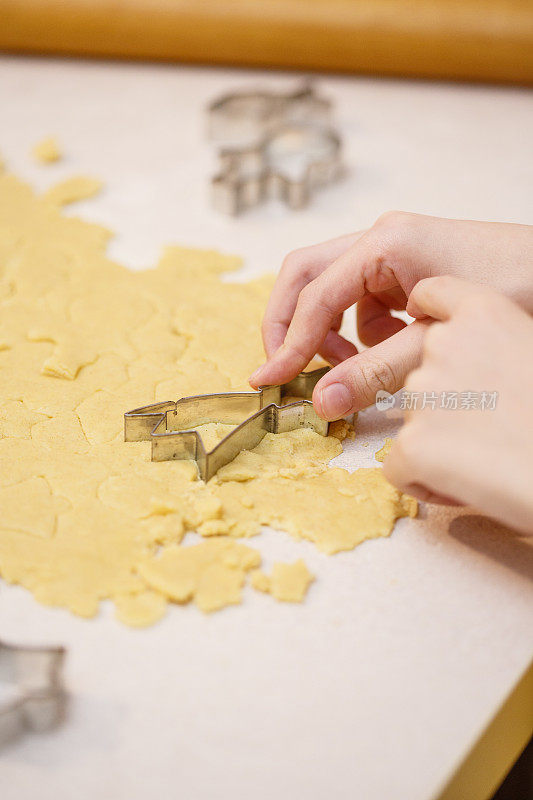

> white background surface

[{"left": 0, "top": 55, "right": 532, "bottom": 800}]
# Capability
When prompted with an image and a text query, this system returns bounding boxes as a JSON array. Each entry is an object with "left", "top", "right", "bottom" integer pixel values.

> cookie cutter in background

[
  {"left": 125, "top": 367, "right": 330, "bottom": 482},
  {"left": 0, "top": 639, "right": 66, "bottom": 748},
  {"left": 207, "top": 84, "right": 343, "bottom": 215},
  {"left": 208, "top": 83, "right": 332, "bottom": 144},
  {"left": 211, "top": 122, "right": 343, "bottom": 215}
]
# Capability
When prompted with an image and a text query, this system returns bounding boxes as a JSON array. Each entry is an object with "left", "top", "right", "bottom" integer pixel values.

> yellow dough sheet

[{"left": 0, "top": 167, "right": 416, "bottom": 625}]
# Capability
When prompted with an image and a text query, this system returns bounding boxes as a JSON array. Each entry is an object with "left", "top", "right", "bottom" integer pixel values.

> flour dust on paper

[{"left": 0, "top": 166, "right": 416, "bottom": 625}]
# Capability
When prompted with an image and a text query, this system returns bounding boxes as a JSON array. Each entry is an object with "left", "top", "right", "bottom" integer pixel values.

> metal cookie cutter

[
  {"left": 0, "top": 639, "right": 66, "bottom": 748},
  {"left": 212, "top": 122, "right": 343, "bottom": 215},
  {"left": 124, "top": 367, "right": 329, "bottom": 482},
  {"left": 208, "top": 83, "right": 343, "bottom": 215},
  {"left": 208, "top": 82, "right": 332, "bottom": 144}
]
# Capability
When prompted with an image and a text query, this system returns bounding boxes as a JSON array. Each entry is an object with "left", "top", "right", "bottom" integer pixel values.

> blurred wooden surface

[{"left": 1, "top": 0, "right": 532, "bottom": 84}]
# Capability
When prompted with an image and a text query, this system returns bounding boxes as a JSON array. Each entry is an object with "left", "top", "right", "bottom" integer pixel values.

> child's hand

[
  {"left": 383, "top": 277, "right": 533, "bottom": 534},
  {"left": 250, "top": 213, "right": 533, "bottom": 420}
]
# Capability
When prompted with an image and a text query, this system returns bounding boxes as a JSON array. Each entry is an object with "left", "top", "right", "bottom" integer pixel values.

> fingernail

[{"left": 319, "top": 383, "right": 352, "bottom": 420}]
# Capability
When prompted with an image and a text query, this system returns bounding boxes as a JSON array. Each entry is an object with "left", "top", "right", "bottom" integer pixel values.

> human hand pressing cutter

[{"left": 250, "top": 213, "right": 533, "bottom": 534}]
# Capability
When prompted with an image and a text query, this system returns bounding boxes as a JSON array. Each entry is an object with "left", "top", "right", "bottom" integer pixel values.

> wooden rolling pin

[{"left": 1, "top": 0, "right": 532, "bottom": 84}]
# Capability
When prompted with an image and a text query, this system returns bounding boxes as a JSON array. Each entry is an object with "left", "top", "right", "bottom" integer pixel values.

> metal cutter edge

[{"left": 124, "top": 367, "right": 330, "bottom": 482}]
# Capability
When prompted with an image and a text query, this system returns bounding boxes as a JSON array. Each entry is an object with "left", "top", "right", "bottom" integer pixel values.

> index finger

[
  {"left": 262, "top": 231, "right": 364, "bottom": 358},
  {"left": 253, "top": 229, "right": 400, "bottom": 387}
]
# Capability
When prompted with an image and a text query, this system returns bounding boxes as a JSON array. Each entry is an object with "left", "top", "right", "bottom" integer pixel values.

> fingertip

[
  {"left": 249, "top": 365, "right": 266, "bottom": 388},
  {"left": 399, "top": 482, "right": 462, "bottom": 506},
  {"left": 406, "top": 276, "right": 472, "bottom": 320},
  {"left": 405, "top": 277, "right": 434, "bottom": 318},
  {"left": 312, "top": 371, "right": 355, "bottom": 421},
  {"left": 249, "top": 352, "right": 300, "bottom": 389}
]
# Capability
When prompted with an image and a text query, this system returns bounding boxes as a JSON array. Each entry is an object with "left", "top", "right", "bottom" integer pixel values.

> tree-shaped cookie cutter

[
  {"left": 208, "top": 84, "right": 343, "bottom": 214},
  {"left": 0, "top": 639, "right": 66, "bottom": 748},
  {"left": 124, "top": 368, "right": 330, "bottom": 482}
]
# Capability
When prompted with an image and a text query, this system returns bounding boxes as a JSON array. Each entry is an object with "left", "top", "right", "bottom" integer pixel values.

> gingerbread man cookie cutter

[
  {"left": 124, "top": 368, "right": 330, "bottom": 482},
  {"left": 0, "top": 639, "right": 66, "bottom": 748},
  {"left": 208, "top": 84, "right": 343, "bottom": 215}
]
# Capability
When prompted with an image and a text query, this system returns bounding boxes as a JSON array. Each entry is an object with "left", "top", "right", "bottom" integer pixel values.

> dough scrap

[
  {"left": 329, "top": 417, "right": 357, "bottom": 441},
  {"left": 375, "top": 438, "right": 393, "bottom": 462},
  {"left": 32, "top": 137, "right": 62, "bottom": 164},
  {"left": 43, "top": 175, "right": 103, "bottom": 206},
  {"left": 114, "top": 590, "right": 167, "bottom": 627},
  {"left": 136, "top": 539, "right": 260, "bottom": 612},
  {"left": 0, "top": 171, "right": 416, "bottom": 624},
  {"left": 251, "top": 559, "right": 314, "bottom": 602}
]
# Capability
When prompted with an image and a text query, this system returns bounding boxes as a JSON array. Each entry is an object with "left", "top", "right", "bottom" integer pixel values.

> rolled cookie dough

[{"left": 0, "top": 170, "right": 416, "bottom": 624}]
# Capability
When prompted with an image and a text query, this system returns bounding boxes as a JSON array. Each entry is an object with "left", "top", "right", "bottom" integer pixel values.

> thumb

[{"left": 312, "top": 320, "right": 430, "bottom": 419}]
